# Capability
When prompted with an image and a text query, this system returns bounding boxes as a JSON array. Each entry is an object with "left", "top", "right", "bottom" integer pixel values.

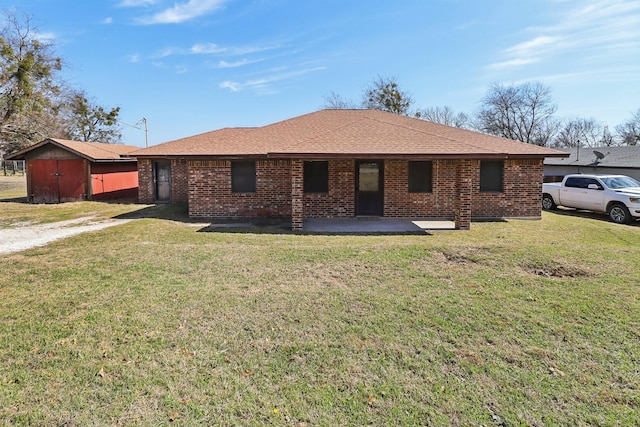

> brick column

[
  {"left": 137, "top": 158, "right": 155, "bottom": 204},
  {"left": 291, "top": 159, "right": 304, "bottom": 230},
  {"left": 455, "top": 159, "right": 473, "bottom": 230}
]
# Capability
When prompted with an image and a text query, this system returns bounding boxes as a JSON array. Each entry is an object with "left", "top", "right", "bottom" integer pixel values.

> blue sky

[{"left": 8, "top": 0, "right": 640, "bottom": 147}]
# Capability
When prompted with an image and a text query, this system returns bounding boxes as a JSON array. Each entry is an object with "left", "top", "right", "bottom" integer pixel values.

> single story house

[
  {"left": 6, "top": 138, "right": 139, "bottom": 203},
  {"left": 544, "top": 146, "right": 640, "bottom": 182},
  {"left": 131, "top": 109, "right": 567, "bottom": 230}
]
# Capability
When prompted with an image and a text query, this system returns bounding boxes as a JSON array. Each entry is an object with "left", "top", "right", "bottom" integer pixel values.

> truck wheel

[
  {"left": 608, "top": 203, "right": 632, "bottom": 224},
  {"left": 542, "top": 194, "right": 557, "bottom": 210}
]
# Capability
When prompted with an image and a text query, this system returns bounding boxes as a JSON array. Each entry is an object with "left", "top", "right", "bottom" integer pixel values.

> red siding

[{"left": 90, "top": 162, "right": 138, "bottom": 200}]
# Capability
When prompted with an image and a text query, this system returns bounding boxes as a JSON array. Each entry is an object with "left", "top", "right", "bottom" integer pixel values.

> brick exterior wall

[
  {"left": 304, "top": 159, "right": 355, "bottom": 218},
  {"left": 384, "top": 160, "right": 458, "bottom": 218},
  {"left": 188, "top": 159, "right": 292, "bottom": 219},
  {"left": 138, "top": 156, "right": 544, "bottom": 226},
  {"left": 137, "top": 158, "right": 154, "bottom": 204},
  {"left": 471, "top": 159, "right": 544, "bottom": 219},
  {"left": 291, "top": 160, "right": 303, "bottom": 229},
  {"left": 171, "top": 159, "right": 189, "bottom": 202},
  {"left": 137, "top": 158, "right": 189, "bottom": 203},
  {"left": 455, "top": 159, "right": 473, "bottom": 230}
]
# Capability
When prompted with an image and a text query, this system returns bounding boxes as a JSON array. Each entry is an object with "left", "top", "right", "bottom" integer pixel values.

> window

[
  {"left": 408, "top": 161, "right": 432, "bottom": 193},
  {"left": 304, "top": 161, "right": 329, "bottom": 193},
  {"left": 564, "top": 177, "right": 584, "bottom": 188},
  {"left": 480, "top": 160, "right": 503, "bottom": 192},
  {"left": 565, "top": 177, "right": 601, "bottom": 189},
  {"left": 232, "top": 161, "right": 256, "bottom": 193}
]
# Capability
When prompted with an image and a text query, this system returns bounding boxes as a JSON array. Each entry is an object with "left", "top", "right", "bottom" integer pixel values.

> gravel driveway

[{"left": 0, "top": 216, "right": 132, "bottom": 255}]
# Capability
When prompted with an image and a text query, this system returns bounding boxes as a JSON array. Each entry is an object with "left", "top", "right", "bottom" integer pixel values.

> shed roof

[
  {"left": 6, "top": 138, "right": 139, "bottom": 162},
  {"left": 543, "top": 146, "right": 640, "bottom": 168},
  {"left": 131, "top": 109, "right": 568, "bottom": 159}
]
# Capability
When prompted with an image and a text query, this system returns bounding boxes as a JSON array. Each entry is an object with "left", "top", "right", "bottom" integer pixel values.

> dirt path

[{"left": 0, "top": 216, "right": 132, "bottom": 255}]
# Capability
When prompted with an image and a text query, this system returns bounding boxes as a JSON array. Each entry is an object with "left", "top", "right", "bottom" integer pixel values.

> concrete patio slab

[{"left": 303, "top": 218, "right": 456, "bottom": 233}]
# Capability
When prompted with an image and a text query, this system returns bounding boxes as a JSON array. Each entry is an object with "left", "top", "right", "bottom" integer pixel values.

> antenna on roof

[{"left": 590, "top": 150, "right": 609, "bottom": 166}]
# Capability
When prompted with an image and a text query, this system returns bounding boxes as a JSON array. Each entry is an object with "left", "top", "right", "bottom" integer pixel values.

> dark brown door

[
  {"left": 356, "top": 160, "right": 383, "bottom": 216},
  {"left": 155, "top": 161, "right": 171, "bottom": 202}
]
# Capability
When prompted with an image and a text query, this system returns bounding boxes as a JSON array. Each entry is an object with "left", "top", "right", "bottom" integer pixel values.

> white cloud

[
  {"left": 504, "top": 36, "right": 558, "bottom": 56},
  {"left": 220, "top": 81, "right": 241, "bottom": 92},
  {"left": 34, "top": 31, "right": 56, "bottom": 42},
  {"left": 488, "top": 0, "right": 640, "bottom": 70},
  {"left": 103, "top": 17, "right": 114, "bottom": 24},
  {"left": 191, "top": 42, "right": 280, "bottom": 56},
  {"left": 190, "top": 43, "right": 227, "bottom": 54},
  {"left": 136, "top": 0, "right": 228, "bottom": 24},
  {"left": 488, "top": 58, "right": 539, "bottom": 70},
  {"left": 153, "top": 42, "right": 280, "bottom": 59},
  {"left": 127, "top": 54, "right": 140, "bottom": 63},
  {"left": 217, "top": 58, "right": 263, "bottom": 68},
  {"left": 219, "top": 66, "right": 327, "bottom": 93}
]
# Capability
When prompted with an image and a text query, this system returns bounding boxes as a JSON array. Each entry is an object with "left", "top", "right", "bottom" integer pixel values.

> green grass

[
  {"left": 0, "top": 175, "right": 146, "bottom": 227},
  {"left": 1, "top": 196, "right": 639, "bottom": 425}
]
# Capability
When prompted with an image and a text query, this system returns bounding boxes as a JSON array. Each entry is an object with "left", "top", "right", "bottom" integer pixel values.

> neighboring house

[
  {"left": 544, "top": 146, "right": 640, "bottom": 182},
  {"left": 6, "top": 138, "right": 139, "bottom": 203},
  {"left": 131, "top": 109, "right": 567, "bottom": 230}
]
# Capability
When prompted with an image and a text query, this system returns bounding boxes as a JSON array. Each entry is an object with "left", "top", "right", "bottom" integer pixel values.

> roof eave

[{"left": 267, "top": 152, "right": 558, "bottom": 160}]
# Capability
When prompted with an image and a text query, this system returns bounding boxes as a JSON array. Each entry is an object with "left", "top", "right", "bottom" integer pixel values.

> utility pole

[{"left": 142, "top": 117, "right": 149, "bottom": 147}]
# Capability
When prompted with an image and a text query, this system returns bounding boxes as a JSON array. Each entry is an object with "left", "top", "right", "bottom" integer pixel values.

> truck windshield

[{"left": 600, "top": 176, "right": 640, "bottom": 189}]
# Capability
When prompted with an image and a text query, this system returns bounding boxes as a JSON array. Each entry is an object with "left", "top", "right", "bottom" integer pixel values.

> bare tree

[
  {"left": 361, "top": 75, "right": 413, "bottom": 115},
  {"left": 599, "top": 126, "right": 616, "bottom": 147},
  {"left": 475, "top": 82, "right": 560, "bottom": 146},
  {"left": 553, "top": 117, "right": 602, "bottom": 148},
  {"left": 415, "top": 106, "right": 470, "bottom": 128},
  {"left": 322, "top": 91, "right": 358, "bottom": 109},
  {"left": 615, "top": 109, "right": 640, "bottom": 146}
]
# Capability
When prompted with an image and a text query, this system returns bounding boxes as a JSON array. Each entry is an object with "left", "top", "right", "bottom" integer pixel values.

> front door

[
  {"left": 356, "top": 160, "right": 383, "bottom": 216},
  {"left": 154, "top": 161, "right": 171, "bottom": 202}
]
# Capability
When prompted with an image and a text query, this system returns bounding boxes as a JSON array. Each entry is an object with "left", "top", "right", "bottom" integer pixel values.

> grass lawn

[
  {"left": 1, "top": 190, "right": 639, "bottom": 425},
  {"left": 0, "top": 175, "right": 146, "bottom": 228}
]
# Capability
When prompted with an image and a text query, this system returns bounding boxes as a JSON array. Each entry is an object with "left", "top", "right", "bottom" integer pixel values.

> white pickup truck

[{"left": 542, "top": 174, "right": 640, "bottom": 224}]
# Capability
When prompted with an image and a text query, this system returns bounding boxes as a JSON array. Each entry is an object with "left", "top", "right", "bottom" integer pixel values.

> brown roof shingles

[
  {"left": 7, "top": 138, "right": 139, "bottom": 161},
  {"left": 131, "top": 109, "right": 568, "bottom": 159}
]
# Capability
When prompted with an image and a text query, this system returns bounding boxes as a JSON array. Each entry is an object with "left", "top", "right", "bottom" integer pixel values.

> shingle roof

[
  {"left": 6, "top": 138, "right": 139, "bottom": 162},
  {"left": 131, "top": 109, "right": 568, "bottom": 159},
  {"left": 129, "top": 127, "right": 257, "bottom": 156},
  {"left": 544, "top": 146, "right": 640, "bottom": 169}
]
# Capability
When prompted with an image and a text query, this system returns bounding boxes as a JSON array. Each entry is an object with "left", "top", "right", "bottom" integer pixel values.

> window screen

[
  {"left": 408, "top": 161, "right": 433, "bottom": 193},
  {"left": 231, "top": 161, "right": 256, "bottom": 193},
  {"left": 480, "top": 160, "right": 503, "bottom": 192},
  {"left": 303, "top": 161, "right": 329, "bottom": 193}
]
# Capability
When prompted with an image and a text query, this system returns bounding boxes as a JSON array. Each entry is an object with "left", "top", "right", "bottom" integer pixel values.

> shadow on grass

[
  {"left": 0, "top": 196, "right": 27, "bottom": 203},
  {"left": 113, "top": 203, "right": 434, "bottom": 235},
  {"left": 112, "top": 203, "right": 517, "bottom": 236},
  {"left": 113, "top": 203, "right": 196, "bottom": 222}
]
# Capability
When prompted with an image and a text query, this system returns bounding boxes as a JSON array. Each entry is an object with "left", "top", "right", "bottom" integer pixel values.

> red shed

[{"left": 6, "top": 138, "right": 139, "bottom": 203}]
